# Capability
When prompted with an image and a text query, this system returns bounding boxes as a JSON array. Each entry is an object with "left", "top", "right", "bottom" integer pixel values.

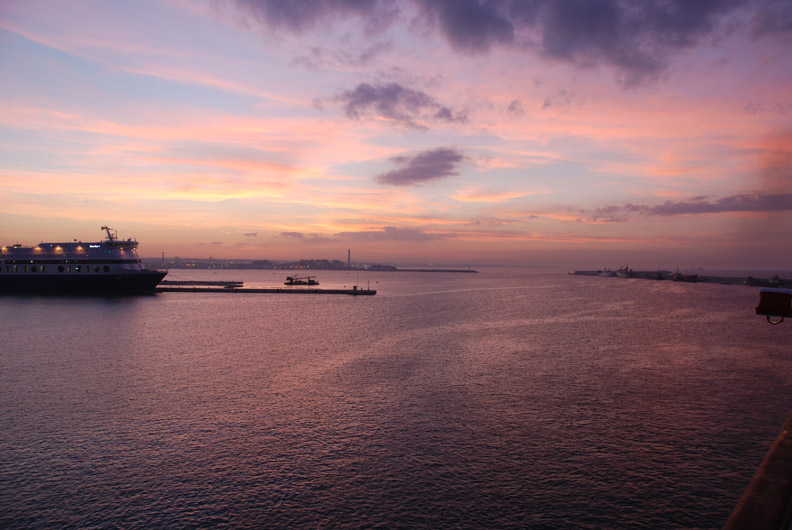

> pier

[
  {"left": 156, "top": 280, "right": 375, "bottom": 295},
  {"left": 160, "top": 280, "right": 243, "bottom": 287}
]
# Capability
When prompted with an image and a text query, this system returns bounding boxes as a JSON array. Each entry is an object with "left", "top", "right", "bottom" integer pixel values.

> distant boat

[
  {"left": 284, "top": 275, "right": 319, "bottom": 286},
  {"left": 597, "top": 268, "right": 616, "bottom": 277},
  {"left": 616, "top": 266, "right": 632, "bottom": 278}
]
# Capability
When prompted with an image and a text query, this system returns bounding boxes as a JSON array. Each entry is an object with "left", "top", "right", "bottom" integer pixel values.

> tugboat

[
  {"left": 0, "top": 226, "right": 167, "bottom": 293},
  {"left": 284, "top": 275, "right": 319, "bottom": 286}
]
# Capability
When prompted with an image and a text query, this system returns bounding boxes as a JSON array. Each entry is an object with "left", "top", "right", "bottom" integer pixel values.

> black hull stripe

[{"left": 0, "top": 271, "right": 167, "bottom": 293}]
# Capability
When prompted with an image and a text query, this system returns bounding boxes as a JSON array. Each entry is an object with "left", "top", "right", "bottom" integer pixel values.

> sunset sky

[{"left": 1, "top": 0, "right": 790, "bottom": 268}]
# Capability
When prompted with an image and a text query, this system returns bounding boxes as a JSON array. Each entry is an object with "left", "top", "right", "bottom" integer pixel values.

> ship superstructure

[{"left": 0, "top": 226, "right": 166, "bottom": 293}]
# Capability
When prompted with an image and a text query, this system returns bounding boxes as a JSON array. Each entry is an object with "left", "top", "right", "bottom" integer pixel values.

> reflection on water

[{"left": 1, "top": 269, "right": 790, "bottom": 529}]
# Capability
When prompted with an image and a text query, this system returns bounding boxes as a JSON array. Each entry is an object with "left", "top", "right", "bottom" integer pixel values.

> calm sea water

[{"left": 1, "top": 268, "right": 790, "bottom": 529}]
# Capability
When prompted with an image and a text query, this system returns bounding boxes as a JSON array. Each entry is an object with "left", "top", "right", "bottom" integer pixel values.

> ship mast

[{"left": 101, "top": 226, "right": 117, "bottom": 241}]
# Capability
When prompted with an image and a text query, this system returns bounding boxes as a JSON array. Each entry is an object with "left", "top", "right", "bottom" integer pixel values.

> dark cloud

[
  {"left": 418, "top": 0, "right": 515, "bottom": 53},
  {"left": 234, "top": 0, "right": 778, "bottom": 84},
  {"left": 376, "top": 147, "right": 465, "bottom": 186},
  {"left": 587, "top": 192, "right": 792, "bottom": 222},
  {"left": 243, "top": 232, "right": 258, "bottom": 237},
  {"left": 334, "top": 82, "right": 466, "bottom": 129},
  {"left": 280, "top": 231, "right": 306, "bottom": 239}
]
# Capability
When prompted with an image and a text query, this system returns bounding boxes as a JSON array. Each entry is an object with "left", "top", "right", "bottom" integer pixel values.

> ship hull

[{"left": 0, "top": 270, "right": 167, "bottom": 294}]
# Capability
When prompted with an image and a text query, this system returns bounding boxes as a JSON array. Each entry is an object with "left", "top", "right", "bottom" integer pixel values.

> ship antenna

[{"left": 101, "top": 226, "right": 116, "bottom": 241}]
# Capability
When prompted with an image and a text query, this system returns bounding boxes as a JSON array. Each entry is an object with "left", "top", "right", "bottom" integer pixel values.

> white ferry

[{"left": 0, "top": 226, "right": 166, "bottom": 293}]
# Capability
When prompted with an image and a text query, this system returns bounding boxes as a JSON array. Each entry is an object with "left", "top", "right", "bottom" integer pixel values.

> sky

[{"left": 1, "top": 0, "right": 791, "bottom": 269}]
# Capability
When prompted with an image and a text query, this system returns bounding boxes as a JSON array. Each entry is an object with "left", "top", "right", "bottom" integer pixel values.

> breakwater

[{"left": 571, "top": 270, "right": 791, "bottom": 288}]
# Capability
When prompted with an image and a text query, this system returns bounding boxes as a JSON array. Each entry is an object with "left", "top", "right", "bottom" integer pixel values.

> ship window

[
  {"left": 94, "top": 266, "right": 100, "bottom": 273},
  {"left": 23, "top": 265, "right": 28, "bottom": 273},
  {"left": 58, "top": 265, "right": 64, "bottom": 272},
  {"left": 14, "top": 265, "right": 18, "bottom": 273},
  {"left": 41, "top": 265, "right": 46, "bottom": 272},
  {"left": 103, "top": 265, "right": 110, "bottom": 272},
  {"left": 31, "top": 266, "right": 37, "bottom": 273},
  {"left": 75, "top": 265, "right": 81, "bottom": 272},
  {"left": 67, "top": 265, "right": 72, "bottom": 273}
]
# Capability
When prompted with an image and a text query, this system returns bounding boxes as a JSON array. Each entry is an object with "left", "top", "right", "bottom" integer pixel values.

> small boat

[
  {"left": 284, "top": 275, "right": 319, "bottom": 286},
  {"left": 597, "top": 268, "right": 616, "bottom": 277},
  {"left": 616, "top": 266, "right": 632, "bottom": 278}
]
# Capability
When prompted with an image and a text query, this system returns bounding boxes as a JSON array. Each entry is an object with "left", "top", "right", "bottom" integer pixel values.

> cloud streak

[
  {"left": 587, "top": 193, "right": 792, "bottom": 222},
  {"left": 335, "top": 226, "right": 447, "bottom": 241},
  {"left": 376, "top": 147, "right": 465, "bottom": 186},
  {"left": 281, "top": 226, "right": 448, "bottom": 242}
]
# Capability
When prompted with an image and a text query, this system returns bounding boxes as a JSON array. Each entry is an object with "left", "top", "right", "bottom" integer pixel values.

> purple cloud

[
  {"left": 418, "top": 0, "right": 515, "bottom": 53},
  {"left": 376, "top": 147, "right": 465, "bottom": 186},
  {"left": 586, "top": 193, "right": 792, "bottom": 222},
  {"left": 233, "top": 0, "right": 783, "bottom": 84},
  {"left": 334, "top": 82, "right": 466, "bottom": 129},
  {"left": 647, "top": 193, "right": 792, "bottom": 215}
]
